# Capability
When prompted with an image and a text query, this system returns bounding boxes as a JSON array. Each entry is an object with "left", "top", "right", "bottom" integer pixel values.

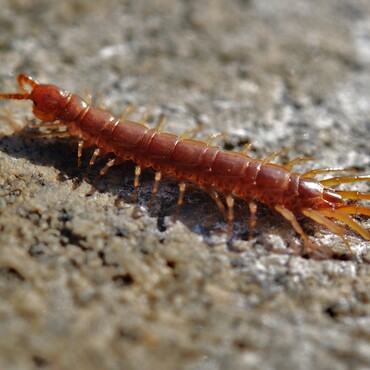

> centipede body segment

[{"left": 1, "top": 74, "right": 370, "bottom": 253}]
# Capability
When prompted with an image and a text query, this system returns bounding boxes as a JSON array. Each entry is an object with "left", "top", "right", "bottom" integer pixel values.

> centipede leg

[
  {"left": 248, "top": 200, "right": 257, "bottom": 241},
  {"left": 318, "top": 209, "right": 370, "bottom": 240},
  {"left": 149, "top": 171, "right": 162, "bottom": 209},
  {"left": 284, "top": 156, "right": 315, "bottom": 170},
  {"left": 28, "top": 121, "right": 63, "bottom": 130},
  {"left": 301, "top": 208, "right": 352, "bottom": 253},
  {"left": 320, "top": 175, "right": 370, "bottom": 187},
  {"left": 83, "top": 148, "right": 100, "bottom": 182},
  {"left": 207, "top": 188, "right": 226, "bottom": 217},
  {"left": 88, "top": 158, "right": 117, "bottom": 195},
  {"left": 28, "top": 131, "right": 71, "bottom": 139},
  {"left": 178, "top": 124, "right": 205, "bottom": 140},
  {"left": 0, "top": 110, "right": 22, "bottom": 131},
  {"left": 155, "top": 114, "right": 166, "bottom": 132},
  {"left": 204, "top": 132, "right": 225, "bottom": 145},
  {"left": 240, "top": 143, "right": 252, "bottom": 155},
  {"left": 302, "top": 167, "right": 357, "bottom": 179},
  {"left": 139, "top": 107, "right": 152, "bottom": 125},
  {"left": 275, "top": 205, "right": 317, "bottom": 253},
  {"left": 226, "top": 195, "right": 235, "bottom": 237},
  {"left": 334, "top": 190, "right": 370, "bottom": 201},
  {"left": 77, "top": 140, "right": 84, "bottom": 168},
  {"left": 120, "top": 104, "right": 138, "bottom": 121},
  {"left": 337, "top": 205, "right": 370, "bottom": 216},
  {"left": 263, "top": 148, "right": 288, "bottom": 163},
  {"left": 173, "top": 182, "right": 186, "bottom": 222},
  {"left": 132, "top": 165, "right": 142, "bottom": 204}
]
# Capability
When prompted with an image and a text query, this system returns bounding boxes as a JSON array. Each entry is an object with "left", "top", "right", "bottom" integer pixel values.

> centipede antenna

[
  {"left": 0, "top": 92, "right": 31, "bottom": 100},
  {"left": 17, "top": 74, "right": 38, "bottom": 91},
  {"left": 0, "top": 74, "right": 37, "bottom": 100}
]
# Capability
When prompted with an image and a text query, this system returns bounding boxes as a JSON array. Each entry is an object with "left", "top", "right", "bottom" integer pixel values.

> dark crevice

[
  {"left": 0, "top": 267, "right": 25, "bottom": 282},
  {"left": 112, "top": 273, "right": 134, "bottom": 287},
  {"left": 32, "top": 355, "right": 49, "bottom": 368}
]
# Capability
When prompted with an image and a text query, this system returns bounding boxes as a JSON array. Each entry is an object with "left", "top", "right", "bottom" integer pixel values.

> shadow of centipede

[{"left": 0, "top": 129, "right": 359, "bottom": 260}]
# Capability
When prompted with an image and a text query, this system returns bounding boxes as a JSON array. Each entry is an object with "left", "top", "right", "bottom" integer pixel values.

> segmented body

[
  {"left": 72, "top": 111, "right": 329, "bottom": 211},
  {"left": 1, "top": 74, "right": 370, "bottom": 253}
]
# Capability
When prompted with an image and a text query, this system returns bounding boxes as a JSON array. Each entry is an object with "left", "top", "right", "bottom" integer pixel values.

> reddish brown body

[
  {"left": 30, "top": 81, "right": 340, "bottom": 212},
  {"left": 1, "top": 74, "right": 370, "bottom": 253}
]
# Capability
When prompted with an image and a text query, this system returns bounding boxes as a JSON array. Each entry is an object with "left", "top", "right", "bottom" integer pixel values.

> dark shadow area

[{"left": 0, "top": 130, "right": 273, "bottom": 242}]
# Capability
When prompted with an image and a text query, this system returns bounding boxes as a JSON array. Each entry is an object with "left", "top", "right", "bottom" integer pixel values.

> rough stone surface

[{"left": 1, "top": 0, "right": 370, "bottom": 369}]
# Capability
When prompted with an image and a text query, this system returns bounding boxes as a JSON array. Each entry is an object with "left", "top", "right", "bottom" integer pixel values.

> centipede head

[{"left": 0, "top": 74, "right": 68, "bottom": 122}]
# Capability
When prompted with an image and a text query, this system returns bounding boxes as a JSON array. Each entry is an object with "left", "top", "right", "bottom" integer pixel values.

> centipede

[{"left": 1, "top": 74, "right": 370, "bottom": 254}]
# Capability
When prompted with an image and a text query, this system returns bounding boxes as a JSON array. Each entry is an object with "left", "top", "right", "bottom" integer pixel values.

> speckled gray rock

[{"left": 1, "top": 1, "right": 370, "bottom": 369}]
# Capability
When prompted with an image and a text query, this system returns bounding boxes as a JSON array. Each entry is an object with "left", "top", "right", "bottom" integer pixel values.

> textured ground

[{"left": 1, "top": 0, "right": 370, "bottom": 369}]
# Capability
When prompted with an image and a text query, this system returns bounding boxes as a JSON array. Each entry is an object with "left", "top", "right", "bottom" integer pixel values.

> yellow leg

[
  {"left": 248, "top": 200, "right": 257, "bottom": 241},
  {"left": 155, "top": 114, "right": 166, "bottom": 133},
  {"left": 263, "top": 148, "right": 288, "bottom": 163},
  {"left": 241, "top": 143, "right": 252, "bottom": 156},
  {"left": 178, "top": 124, "right": 205, "bottom": 140},
  {"left": 83, "top": 148, "right": 100, "bottom": 181},
  {"left": 319, "top": 208, "right": 370, "bottom": 241},
  {"left": 301, "top": 208, "right": 351, "bottom": 253},
  {"left": 87, "top": 158, "right": 117, "bottom": 196},
  {"left": 149, "top": 171, "right": 162, "bottom": 209},
  {"left": 120, "top": 104, "right": 138, "bottom": 121},
  {"left": 302, "top": 167, "right": 357, "bottom": 179},
  {"left": 338, "top": 205, "right": 370, "bottom": 216},
  {"left": 320, "top": 175, "right": 370, "bottom": 187},
  {"left": 207, "top": 188, "right": 226, "bottom": 217},
  {"left": 173, "top": 182, "right": 186, "bottom": 221},
  {"left": 226, "top": 195, "right": 235, "bottom": 237},
  {"left": 275, "top": 205, "right": 317, "bottom": 252},
  {"left": 284, "top": 156, "right": 315, "bottom": 170},
  {"left": 334, "top": 190, "right": 370, "bottom": 201},
  {"left": 132, "top": 165, "right": 142, "bottom": 204}
]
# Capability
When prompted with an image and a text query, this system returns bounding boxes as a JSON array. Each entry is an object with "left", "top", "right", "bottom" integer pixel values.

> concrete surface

[{"left": 1, "top": 0, "right": 370, "bottom": 369}]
